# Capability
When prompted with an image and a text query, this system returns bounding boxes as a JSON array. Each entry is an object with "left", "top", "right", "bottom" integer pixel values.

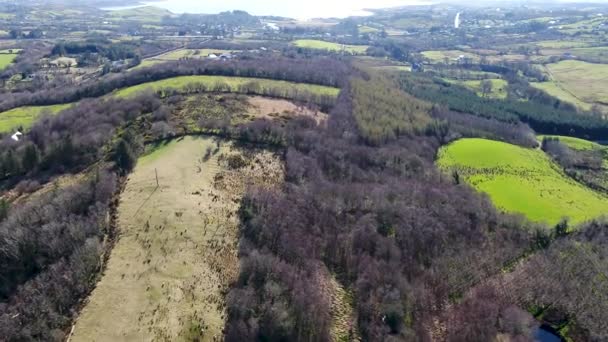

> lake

[{"left": 102, "top": 0, "right": 434, "bottom": 19}]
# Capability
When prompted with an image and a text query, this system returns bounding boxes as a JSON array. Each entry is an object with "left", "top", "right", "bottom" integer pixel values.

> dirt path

[{"left": 71, "top": 136, "right": 283, "bottom": 341}]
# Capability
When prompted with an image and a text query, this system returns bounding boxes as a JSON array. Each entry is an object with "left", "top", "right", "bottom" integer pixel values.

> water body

[
  {"left": 102, "top": 0, "right": 434, "bottom": 19},
  {"left": 534, "top": 325, "right": 563, "bottom": 342}
]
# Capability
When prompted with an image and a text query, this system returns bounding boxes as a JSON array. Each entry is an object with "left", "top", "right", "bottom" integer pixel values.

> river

[{"left": 102, "top": 0, "right": 434, "bottom": 19}]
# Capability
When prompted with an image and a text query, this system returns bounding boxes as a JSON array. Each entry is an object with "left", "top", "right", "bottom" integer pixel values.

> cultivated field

[
  {"left": 437, "top": 138, "right": 608, "bottom": 226},
  {"left": 292, "top": 39, "right": 368, "bottom": 54},
  {"left": 71, "top": 136, "right": 284, "bottom": 341},
  {"left": 422, "top": 50, "right": 480, "bottom": 64},
  {"left": 0, "top": 104, "right": 71, "bottom": 132},
  {"left": 115, "top": 75, "right": 340, "bottom": 99},
  {"left": 544, "top": 60, "right": 608, "bottom": 105}
]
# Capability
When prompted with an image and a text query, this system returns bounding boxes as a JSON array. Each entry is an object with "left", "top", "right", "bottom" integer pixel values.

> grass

[
  {"left": 422, "top": 50, "right": 480, "bottom": 64},
  {"left": 105, "top": 6, "right": 172, "bottom": 23},
  {"left": 544, "top": 60, "right": 608, "bottom": 105},
  {"left": 72, "top": 136, "right": 283, "bottom": 341},
  {"left": 0, "top": 53, "right": 17, "bottom": 70},
  {"left": 437, "top": 138, "right": 608, "bottom": 226},
  {"left": 530, "top": 81, "right": 593, "bottom": 110},
  {"left": 537, "top": 135, "right": 604, "bottom": 151},
  {"left": 292, "top": 39, "right": 368, "bottom": 54},
  {"left": 0, "top": 104, "right": 72, "bottom": 133},
  {"left": 447, "top": 79, "right": 508, "bottom": 99},
  {"left": 114, "top": 75, "right": 340, "bottom": 98}
]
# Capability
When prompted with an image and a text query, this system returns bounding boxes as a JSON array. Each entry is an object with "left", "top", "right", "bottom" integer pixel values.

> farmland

[
  {"left": 421, "top": 50, "right": 480, "bottom": 63},
  {"left": 292, "top": 39, "right": 369, "bottom": 54},
  {"left": 530, "top": 81, "right": 593, "bottom": 110},
  {"left": 71, "top": 136, "right": 283, "bottom": 341},
  {"left": 543, "top": 60, "right": 608, "bottom": 105},
  {"left": 447, "top": 78, "right": 508, "bottom": 99},
  {"left": 134, "top": 49, "right": 240, "bottom": 70},
  {"left": 437, "top": 138, "right": 608, "bottom": 226},
  {"left": 115, "top": 75, "right": 340, "bottom": 99},
  {"left": 0, "top": 104, "right": 72, "bottom": 132}
]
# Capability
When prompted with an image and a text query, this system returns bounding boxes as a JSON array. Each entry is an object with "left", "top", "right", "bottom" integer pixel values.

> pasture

[
  {"left": 114, "top": 75, "right": 340, "bottom": 99},
  {"left": 447, "top": 79, "right": 508, "bottom": 99},
  {"left": 0, "top": 52, "right": 17, "bottom": 70},
  {"left": 292, "top": 39, "right": 369, "bottom": 54},
  {"left": 71, "top": 136, "right": 284, "bottom": 341},
  {"left": 437, "top": 138, "right": 608, "bottom": 226},
  {"left": 422, "top": 50, "right": 480, "bottom": 64},
  {"left": 544, "top": 60, "right": 608, "bottom": 105},
  {"left": 530, "top": 81, "right": 592, "bottom": 110},
  {"left": 0, "top": 104, "right": 72, "bottom": 133},
  {"left": 537, "top": 135, "right": 605, "bottom": 151}
]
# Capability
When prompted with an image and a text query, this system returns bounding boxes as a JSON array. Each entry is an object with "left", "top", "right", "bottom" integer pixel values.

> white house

[{"left": 11, "top": 131, "right": 22, "bottom": 142}]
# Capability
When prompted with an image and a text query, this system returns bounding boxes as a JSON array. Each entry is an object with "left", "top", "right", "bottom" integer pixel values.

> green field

[
  {"left": 292, "top": 40, "right": 368, "bottom": 54},
  {"left": 105, "top": 6, "right": 172, "bottom": 23},
  {"left": 437, "top": 138, "right": 608, "bottom": 226},
  {"left": 544, "top": 60, "right": 608, "bottom": 105},
  {"left": 538, "top": 135, "right": 604, "bottom": 151},
  {"left": 115, "top": 75, "right": 340, "bottom": 98},
  {"left": 447, "top": 79, "right": 508, "bottom": 99},
  {"left": 0, "top": 53, "right": 17, "bottom": 70},
  {"left": 0, "top": 104, "right": 72, "bottom": 132},
  {"left": 422, "top": 50, "right": 481, "bottom": 64},
  {"left": 530, "top": 81, "right": 592, "bottom": 110}
]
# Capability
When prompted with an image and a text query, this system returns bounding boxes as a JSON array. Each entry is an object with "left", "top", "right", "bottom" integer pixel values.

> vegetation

[
  {"left": 115, "top": 75, "right": 340, "bottom": 106},
  {"left": 0, "top": 104, "right": 71, "bottom": 133},
  {"left": 437, "top": 138, "right": 608, "bottom": 225},
  {"left": 292, "top": 39, "right": 368, "bottom": 54},
  {"left": 544, "top": 60, "right": 608, "bottom": 105}
]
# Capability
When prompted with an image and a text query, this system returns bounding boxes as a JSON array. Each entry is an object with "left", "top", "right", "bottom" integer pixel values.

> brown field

[{"left": 71, "top": 136, "right": 283, "bottom": 342}]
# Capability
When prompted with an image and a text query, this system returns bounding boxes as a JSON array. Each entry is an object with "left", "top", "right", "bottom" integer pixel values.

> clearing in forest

[
  {"left": 0, "top": 104, "right": 72, "bottom": 133},
  {"left": 0, "top": 52, "right": 17, "bottom": 69},
  {"left": 437, "top": 138, "right": 608, "bottom": 226},
  {"left": 71, "top": 136, "right": 283, "bottom": 341},
  {"left": 292, "top": 39, "right": 368, "bottom": 54}
]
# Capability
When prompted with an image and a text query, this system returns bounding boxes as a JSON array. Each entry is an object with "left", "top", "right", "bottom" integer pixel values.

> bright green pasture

[
  {"left": 537, "top": 135, "right": 604, "bottom": 151},
  {"left": 0, "top": 53, "right": 17, "bottom": 70},
  {"left": 292, "top": 40, "right": 368, "bottom": 54},
  {"left": 114, "top": 75, "right": 340, "bottom": 98},
  {"left": 437, "top": 138, "right": 608, "bottom": 226},
  {"left": 0, "top": 104, "right": 72, "bottom": 132}
]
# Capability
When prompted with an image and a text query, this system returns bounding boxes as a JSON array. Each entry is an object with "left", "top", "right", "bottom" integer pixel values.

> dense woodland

[{"left": 1, "top": 1, "right": 608, "bottom": 340}]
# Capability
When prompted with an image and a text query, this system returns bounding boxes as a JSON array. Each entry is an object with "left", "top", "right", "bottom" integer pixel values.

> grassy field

[
  {"left": 538, "top": 135, "right": 604, "bottom": 151},
  {"left": 72, "top": 136, "right": 283, "bottom": 341},
  {"left": 544, "top": 60, "right": 608, "bottom": 105},
  {"left": 115, "top": 75, "right": 340, "bottom": 98},
  {"left": 422, "top": 50, "right": 481, "bottom": 64},
  {"left": 437, "top": 138, "right": 608, "bottom": 226},
  {"left": 292, "top": 39, "right": 368, "bottom": 54},
  {"left": 447, "top": 79, "right": 508, "bottom": 99},
  {"left": 0, "top": 53, "right": 17, "bottom": 70},
  {"left": 105, "top": 6, "right": 172, "bottom": 23},
  {"left": 134, "top": 49, "right": 240, "bottom": 70},
  {"left": 530, "top": 81, "right": 593, "bottom": 110},
  {"left": 0, "top": 104, "right": 72, "bottom": 132}
]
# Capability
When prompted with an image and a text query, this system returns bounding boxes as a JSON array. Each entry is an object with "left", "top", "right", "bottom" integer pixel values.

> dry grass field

[{"left": 71, "top": 136, "right": 283, "bottom": 341}]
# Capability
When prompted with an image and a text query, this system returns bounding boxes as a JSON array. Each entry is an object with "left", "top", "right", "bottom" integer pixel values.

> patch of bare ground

[
  {"left": 71, "top": 136, "right": 283, "bottom": 342},
  {"left": 247, "top": 96, "right": 328, "bottom": 126}
]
